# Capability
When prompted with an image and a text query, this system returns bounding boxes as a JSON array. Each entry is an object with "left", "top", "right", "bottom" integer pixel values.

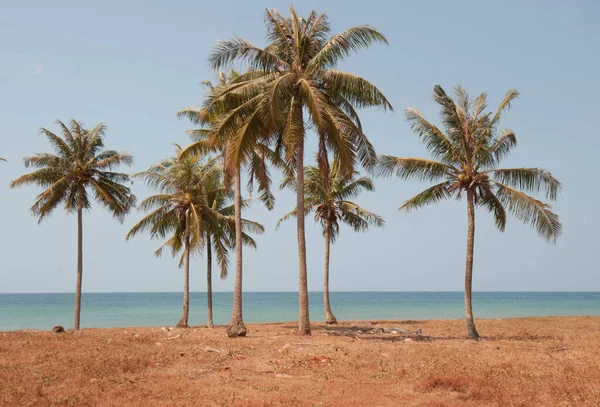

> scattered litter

[
  {"left": 165, "top": 334, "right": 181, "bottom": 340},
  {"left": 278, "top": 343, "right": 290, "bottom": 352},
  {"left": 201, "top": 346, "right": 221, "bottom": 353}
]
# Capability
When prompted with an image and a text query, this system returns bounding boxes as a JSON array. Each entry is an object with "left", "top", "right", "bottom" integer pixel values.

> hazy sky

[{"left": 1, "top": 0, "right": 598, "bottom": 293}]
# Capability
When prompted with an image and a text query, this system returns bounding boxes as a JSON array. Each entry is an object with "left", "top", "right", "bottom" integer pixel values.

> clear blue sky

[{"left": 1, "top": 0, "right": 598, "bottom": 293}]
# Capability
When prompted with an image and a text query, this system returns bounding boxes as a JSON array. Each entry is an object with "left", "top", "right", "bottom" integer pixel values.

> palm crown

[
  {"left": 278, "top": 158, "right": 383, "bottom": 240},
  {"left": 126, "top": 148, "right": 263, "bottom": 261},
  {"left": 178, "top": 71, "right": 284, "bottom": 210},
  {"left": 207, "top": 6, "right": 393, "bottom": 171},
  {"left": 378, "top": 85, "right": 562, "bottom": 242},
  {"left": 10, "top": 119, "right": 135, "bottom": 221}
]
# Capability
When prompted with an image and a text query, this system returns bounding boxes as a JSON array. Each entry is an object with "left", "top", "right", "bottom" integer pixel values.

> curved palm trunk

[
  {"left": 206, "top": 231, "right": 214, "bottom": 328},
  {"left": 74, "top": 199, "right": 83, "bottom": 331},
  {"left": 177, "top": 212, "right": 191, "bottom": 328},
  {"left": 323, "top": 219, "right": 337, "bottom": 324},
  {"left": 465, "top": 190, "right": 480, "bottom": 339},
  {"left": 227, "top": 168, "right": 247, "bottom": 337}
]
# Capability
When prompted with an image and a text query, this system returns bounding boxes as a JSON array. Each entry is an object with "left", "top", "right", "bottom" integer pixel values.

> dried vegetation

[{"left": 1, "top": 316, "right": 600, "bottom": 406}]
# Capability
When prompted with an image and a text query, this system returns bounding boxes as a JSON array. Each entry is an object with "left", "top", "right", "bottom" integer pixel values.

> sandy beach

[{"left": 2, "top": 316, "right": 599, "bottom": 406}]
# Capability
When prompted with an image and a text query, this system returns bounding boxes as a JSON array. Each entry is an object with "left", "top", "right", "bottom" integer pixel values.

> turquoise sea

[{"left": 1, "top": 292, "right": 599, "bottom": 331}]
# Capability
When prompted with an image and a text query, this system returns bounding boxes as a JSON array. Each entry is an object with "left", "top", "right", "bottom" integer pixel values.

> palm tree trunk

[
  {"left": 465, "top": 190, "right": 480, "bottom": 339},
  {"left": 227, "top": 167, "right": 247, "bottom": 337},
  {"left": 292, "top": 107, "right": 310, "bottom": 335},
  {"left": 206, "top": 231, "right": 214, "bottom": 328},
  {"left": 73, "top": 195, "right": 84, "bottom": 331},
  {"left": 177, "top": 212, "right": 191, "bottom": 328},
  {"left": 323, "top": 219, "right": 337, "bottom": 324}
]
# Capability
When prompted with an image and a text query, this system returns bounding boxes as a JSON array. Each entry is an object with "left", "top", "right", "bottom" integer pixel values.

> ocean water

[{"left": 1, "top": 291, "right": 599, "bottom": 331}]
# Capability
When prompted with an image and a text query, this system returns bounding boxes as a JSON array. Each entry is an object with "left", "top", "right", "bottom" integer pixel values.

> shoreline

[{"left": 3, "top": 314, "right": 600, "bottom": 334}]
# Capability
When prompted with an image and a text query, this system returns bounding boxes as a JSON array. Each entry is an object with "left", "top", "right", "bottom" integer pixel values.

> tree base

[
  {"left": 298, "top": 320, "right": 311, "bottom": 335},
  {"left": 466, "top": 319, "right": 480, "bottom": 339},
  {"left": 176, "top": 321, "right": 189, "bottom": 328},
  {"left": 226, "top": 320, "right": 247, "bottom": 338},
  {"left": 325, "top": 315, "right": 337, "bottom": 324}
]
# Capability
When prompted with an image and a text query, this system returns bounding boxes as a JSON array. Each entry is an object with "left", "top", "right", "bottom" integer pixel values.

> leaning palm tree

[
  {"left": 378, "top": 85, "right": 562, "bottom": 339},
  {"left": 179, "top": 71, "right": 282, "bottom": 337},
  {"left": 208, "top": 6, "right": 392, "bottom": 334},
  {"left": 10, "top": 119, "right": 135, "bottom": 330},
  {"left": 277, "top": 158, "right": 383, "bottom": 323}
]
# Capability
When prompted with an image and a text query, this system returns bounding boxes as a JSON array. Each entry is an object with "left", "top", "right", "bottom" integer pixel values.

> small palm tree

[
  {"left": 10, "top": 119, "right": 135, "bottom": 330},
  {"left": 378, "top": 85, "right": 562, "bottom": 339},
  {"left": 278, "top": 158, "right": 383, "bottom": 323},
  {"left": 201, "top": 168, "right": 261, "bottom": 328},
  {"left": 126, "top": 148, "right": 263, "bottom": 328},
  {"left": 208, "top": 6, "right": 392, "bottom": 335}
]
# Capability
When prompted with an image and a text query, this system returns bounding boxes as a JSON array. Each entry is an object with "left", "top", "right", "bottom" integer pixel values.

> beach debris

[
  {"left": 404, "top": 338, "right": 412, "bottom": 342},
  {"left": 278, "top": 343, "right": 291, "bottom": 352},
  {"left": 200, "top": 346, "right": 221, "bottom": 353},
  {"left": 165, "top": 334, "right": 181, "bottom": 341},
  {"left": 52, "top": 326, "right": 65, "bottom": 333}
]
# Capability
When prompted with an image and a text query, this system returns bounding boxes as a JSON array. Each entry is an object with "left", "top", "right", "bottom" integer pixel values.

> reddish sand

[{"left": 2, "top": 316, "right": 600, "bottom": 406}]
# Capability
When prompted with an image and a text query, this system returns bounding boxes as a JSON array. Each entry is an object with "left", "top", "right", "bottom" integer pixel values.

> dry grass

[{"left": 1, "top": 316, "right": 600, "bottom": 406}]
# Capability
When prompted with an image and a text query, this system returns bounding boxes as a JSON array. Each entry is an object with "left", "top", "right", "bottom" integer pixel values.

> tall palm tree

[
  {"left": 126, "top": 148, "right": 263, "bottom": 328},
  {"left": 378, "top": 85, "right": 562, "bottom": 339},
  {"left": 208, "top": 6, "right": 392, "bottom": 334},
  {"left": 179, "top": 71, "right": 282, "bottom": 337},
  {"left": 277, "top": 157, "right": 383, "bottom": 323},
  {"left": 10, "top": 119, "right": 135, "bottom": 330}
]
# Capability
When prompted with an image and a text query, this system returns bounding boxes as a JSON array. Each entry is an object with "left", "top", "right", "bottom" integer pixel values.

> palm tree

[
  {"left": 277, "top": 158, "right": 383, "bottom": 323},
  {"left": 202, "top": 172, "right": 261, "bottom": 328},
  {"left": 10, "top": 119, "right": 135, "bottom": 330},
  {"left": 179, "top": 71, "right": 282, "bottom": 337},
  {"left": 378, "top": 85, "right": 562, "bottom": 339},
  {"left": 208, "top": 7, "right": 392, "bottom": 335},
  {"left": 126, "top": 148, "right": 263, "bottom": 328}
]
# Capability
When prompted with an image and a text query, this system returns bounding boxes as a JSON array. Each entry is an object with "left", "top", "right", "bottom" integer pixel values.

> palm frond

[
  {"left": 494, "top": 182, "right": 562, "bottom": 242},
  {"left": 399, "top": 182, "right": 453, "bottom": 212},
  {"left": 491, "top": 167, "right": 561, "bottom": 200},
  {"left": 377, "top": 155, "right": 456, "bottom": 182}
]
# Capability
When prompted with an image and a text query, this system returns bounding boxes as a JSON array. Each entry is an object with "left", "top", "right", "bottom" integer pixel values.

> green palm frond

[
  {"left": 377, "top": 155, "right": 457, "bottom": 182},
  {"left": 479, "top": 190, "right": 507, "bottom": 232},
  {"left": 11, "top": 120, "right": 135, "bottom": 223},
  {"left": 308, "top": 25, "right": 388, "bottom": 69},
  {"left": 494, "top": 182, "right": 561, "bottom": 242},
  {"left": 320, "top": 70, "right": 392, "bottom": 111},
  {"left": 491, "top": 168, "right": 561, "bottom": 200},
  {"left": 399, "top": 181, "right": 453, "bottom": 212},
  {"left": 405, "top": 107, "right": 456, "bottom": 163}
]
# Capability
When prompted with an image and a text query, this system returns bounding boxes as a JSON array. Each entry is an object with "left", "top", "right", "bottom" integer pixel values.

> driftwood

[{"left": 324, "top": 325, "right": 428, "bottom": 341}]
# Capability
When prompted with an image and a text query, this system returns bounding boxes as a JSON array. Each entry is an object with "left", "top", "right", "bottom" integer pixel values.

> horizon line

[{"left": 1, "top": 290, "right": 599, "bottom": 295}]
